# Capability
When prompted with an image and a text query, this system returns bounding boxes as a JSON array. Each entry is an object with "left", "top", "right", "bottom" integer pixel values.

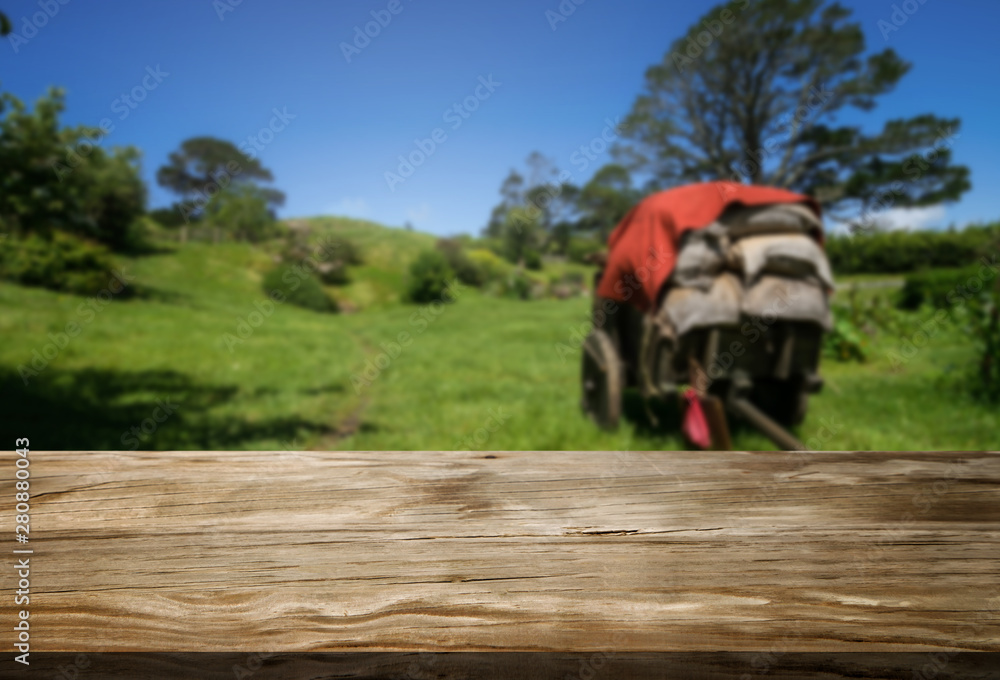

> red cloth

[
  {"left": 681, "top": 388, "right": 712, "bottom": 450},
  {"left": 596, "top": 182, "right": 822, "bottom": 313}
]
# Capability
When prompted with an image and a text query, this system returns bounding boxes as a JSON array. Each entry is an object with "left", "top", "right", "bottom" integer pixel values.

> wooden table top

[{"left": 6, "top": 449, "right": 999, "bottom": 655}]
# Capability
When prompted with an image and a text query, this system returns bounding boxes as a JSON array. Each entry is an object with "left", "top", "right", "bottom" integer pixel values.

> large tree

[
  {"left": 156, "top": 136, "right": 285, "bottom": 221},
  {"left": 618, "top": 0, "right": 970, "bottom": 230},
  {"left": 574, "top": 163, "right": 641, "bottom": 240},
  {"left": 483, "top": 152, "right": 578, "bottom": 248},
  {"left": 0, "top": 88, "right": 146, "bottom": 251}
]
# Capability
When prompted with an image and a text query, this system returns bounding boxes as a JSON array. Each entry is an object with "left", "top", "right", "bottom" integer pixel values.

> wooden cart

[{"left": 582, "top": 203, "right": 832, "bottom": 450}]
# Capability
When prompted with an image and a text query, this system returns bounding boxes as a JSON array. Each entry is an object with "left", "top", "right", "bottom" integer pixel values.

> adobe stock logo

[
  {"left": 7, "top": 0, "right": 71, "bottom": 54},
  {"left": 383, "top": 75, "right": 501, "bottom": 192}
]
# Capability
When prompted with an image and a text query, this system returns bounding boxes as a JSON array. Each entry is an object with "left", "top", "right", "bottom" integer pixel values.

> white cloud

[
  {"left": 871, "top": 205, "right": 947, "bottom": 231},
  {"left": 326, "top": 197, "right": 370, "bottom": 218}
]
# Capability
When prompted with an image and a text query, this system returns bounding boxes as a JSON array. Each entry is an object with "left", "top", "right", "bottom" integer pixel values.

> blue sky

[{"left": 2, "top": 0, "right": 999, "bottom": 235}]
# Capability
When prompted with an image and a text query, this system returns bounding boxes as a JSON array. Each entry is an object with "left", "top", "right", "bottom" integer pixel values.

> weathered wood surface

[{"left": 5, "top": 450, "right": 999, "bottom": 655}]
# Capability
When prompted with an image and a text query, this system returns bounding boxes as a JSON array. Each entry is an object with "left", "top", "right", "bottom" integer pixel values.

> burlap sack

[
  {"left": 719, "top": 202, "right": 822, "bottom": 239},
  {"left": 661, "top": 272, "right": 743, "bottom": 336},
  {"left": 728, "top": 233, "right": 835, "bottom": 289},
  {"left": 672, "top": 222, "right": 729, "bottom": 290},
  {"left": 741, "top": 274, "right": 832, "bottom": 330}
]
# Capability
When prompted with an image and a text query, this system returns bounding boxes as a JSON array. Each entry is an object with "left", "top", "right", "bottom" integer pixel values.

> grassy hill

[{"left": 1, "top": 216, "right": 996, "bottom": 452}]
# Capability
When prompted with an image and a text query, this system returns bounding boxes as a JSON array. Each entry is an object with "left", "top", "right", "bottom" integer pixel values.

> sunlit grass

[{"left": 0, "top": 219, "right": 994, "bottom": 452}]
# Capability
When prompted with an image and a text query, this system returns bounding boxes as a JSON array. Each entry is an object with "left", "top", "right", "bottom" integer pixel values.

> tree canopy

[
  {"left": 0, "top": 88, "right": 146, "bottom": 251},
  {"left": 618, "top": 0, "right": 970, "bottom": 230},
  {"left": 156, "top": 136, "right": 285, "bottom": 221}
]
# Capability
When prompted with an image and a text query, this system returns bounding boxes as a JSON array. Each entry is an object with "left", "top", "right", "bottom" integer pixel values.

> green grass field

[{"left": 1, "top": 217, "right": 996, "bottom": 451}]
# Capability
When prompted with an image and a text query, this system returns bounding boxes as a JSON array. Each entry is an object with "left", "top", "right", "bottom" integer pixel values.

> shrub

[
  {"left": 436, "top": 238, "right": 485, "bottom": 287},
  {"left": 0, "top": 231, "right": 123, "bottom": 295},
  {"left": 964, "top": 285, "right": 1000, "bottom": 402},
  {"left": 0, "top": 89, "right": 147, "bottom": 252},
  {"left": 897, "top": 266, "right": 985, "bottom": 310},
  {"left": 567, "top": 237, "right": 605, "bottom": 264},
  {"left": 825, "top": 224, "right": 998, "bottom": 276},
  {"left": 149, "top": 205, "right": 193, "bottom": 229},
  {"left": 262, "top": 264, "right": 336, "bottom": 313},
  {"left": 314, "top": 261, "right": 350, "bottom": 286},
  {"left": 823, "top": 310, "right": 868, "bottom": 362},
  {"left": 524, "top": 249, "right": 543, "bottom": 271},
  {"left": 503, "top": 272, "right": 534, "bottom": 300},
  {"left": 205, "top": 185, "right": 280, "bottom": 243},
  {"left": 406, "top": 250, "right": 455, "bottom": 304},
  {"left": 467, "top": 248, "right": 511, "bottom": 282},
  {"left": 316, "top": 236, "right": 363, "bottom": 266},
  {"left": 280, "top": 235, "right": 361, "bottom": 286}
]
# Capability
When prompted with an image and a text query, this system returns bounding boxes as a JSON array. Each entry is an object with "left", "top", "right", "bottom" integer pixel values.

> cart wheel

[{"left": 581, "top": 329, "right": 623, "bottom": 429}]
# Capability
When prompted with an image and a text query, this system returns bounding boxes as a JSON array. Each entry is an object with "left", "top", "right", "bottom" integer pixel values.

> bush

[
  {"left": 897, "top": 266, "right": 985, "bottom": 310},
  {"left": 503, "top": 272, "right": 534, "bottom": 300},
  {"left": 316, "top": 236, "right": 363, "bottom": 266},
  {"left": 149, "top": 205, "right": 194, "bottom": 229},
  {"left": 0, "top": 89, "right": 147, "bottom": 252},
  {"left": 825, "top": 224, "right": 998, "bottom": 276},
  {"left": 823, "top": 311, "right": 868, "bottom": 362},
  {"left": 0, "top": 231, "right": 123, "bottom": 295},
  {"left": 262, "top": 264, "right": 336, "bottom": 313},
  {"left": 467, "top": 248, "right": 512, "bottom": 282},
  {"left": 964, "top": 286, "right": 1000, "bottom": 402},
  {"left": 314, "top": 261, "right": 350, "bottom": 286},
  {"left": 406, "top": 250, "right": 455, "bottom": 304},
  {"left": 279, "top": 235, "right": 361, "bottom": 286},
  {"left": 567, "top": 237, "right": 605, "bottom": 264},
  {"left": 205, "top": 185, "right": 280, "bottom": 243},
  {"left": 436, "top": 238, "right": 485, "bottom": 287},
  {"left": 524, "top": 249, "right": 543, "bottom": 271}
]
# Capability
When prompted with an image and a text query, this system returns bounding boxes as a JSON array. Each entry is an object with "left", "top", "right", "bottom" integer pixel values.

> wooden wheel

[{"left": 581, "top": 329, "right": 623, "bottom": 430}]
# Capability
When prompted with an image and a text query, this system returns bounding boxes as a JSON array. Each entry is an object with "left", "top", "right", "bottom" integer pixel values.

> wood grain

[{"left": 3, "top": 450, "right": 999, "bottom": 654}]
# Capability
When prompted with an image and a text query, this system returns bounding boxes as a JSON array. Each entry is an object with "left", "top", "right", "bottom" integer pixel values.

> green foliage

[
  {"left": 0, "top": 88, "right": 147, "bottom": 252},
  {"left": 500, "top": 206, "right": 545, "bottom": 267},
  {"left": 827, "top": 225, "right": 998, "bottom": 275},
  {"left": 913, "top": 276, "right": 1000, "bottom": 403},
  {"left": 502, "top": 271, "right": 534, "bottom": 300},
  {"left": 621, "top": 0, "right": 970, "bottom": 217},
  {"left": 466, "top": 248, "right": 511, "bottom": 282},
  {"left": 3, "top": 233, "right": 998, "bottom": 452},
  {"left": 406, "top": 250, "right": 455, "bottom": 304},
  {"left": 262, "top": 264, "right": 336, "bottom": 313},
  {"left": 0, "top": 231, "right": 122, "bottom": 295},
  {"left": 436, "top": 238, "right": 485, "bottom": 287},
  {"left": 205, "top": 185, "right": 280, "bottom": 243},
  {"left": 327, "top": 237, "right": 363, "bottom": 266},
  {"left": 824, "top": 290, "right": 926, "bottom": 363},
  {"left": 281, "top": 234, "right": 364, "bottom": 286},
  {"left": 574, "top": 164, "right": 639, "bottom": 241},
  {"left": 567, "top": 237, "right": 605, "bottom": 264},
  {"left": 897, "top": 265, "right": 988, "bottom": 310},
  {"left": 824, "top": 308, "right": 868, "bottom": 363},
  {"left": 156, "top": 136, "right": 284, "bottom": 221},
  {"left": 149, "top": 204, "right": 197, "bottom": 228},
  {"left": 962, "top": 286, "right": 1000, "bottom": 403}
]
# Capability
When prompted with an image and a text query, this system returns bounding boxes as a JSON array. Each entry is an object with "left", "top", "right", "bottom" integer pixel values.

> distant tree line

[{"left": 484, "top": 0, "right": 971, "bottom": 261}]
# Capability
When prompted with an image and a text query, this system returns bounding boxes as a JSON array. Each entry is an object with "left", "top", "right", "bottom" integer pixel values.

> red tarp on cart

[{"left": 596, "top": 181, "right": 822, "bottom": 313}]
